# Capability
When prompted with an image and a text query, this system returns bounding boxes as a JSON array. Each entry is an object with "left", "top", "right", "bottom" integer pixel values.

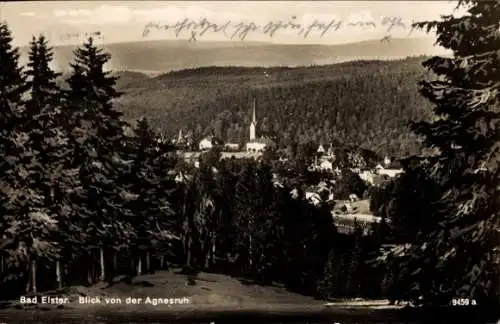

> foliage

[
  {"left": 114, "top": 58, "right": 434, "bottom": 159},
  {"left": 0, "top": 23, "right": 399, "bottom": 305},
  {"left": 375, "top": 0, "right": 500, "bottom": 309}
]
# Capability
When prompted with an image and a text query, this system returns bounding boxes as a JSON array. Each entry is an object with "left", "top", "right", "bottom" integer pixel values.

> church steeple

[
  {"left": 252, "top": 99, "right": 256, "bottom": 124},
  {"left": 177, "top": 129, "right": 183, "bottom": 143},
  {"left": 249, "top": 99, "right": 257, "bottom": 141}
]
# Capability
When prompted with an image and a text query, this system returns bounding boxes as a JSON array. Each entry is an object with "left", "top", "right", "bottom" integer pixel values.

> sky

[{"left": 1, "top": 1, "right": 465, "bottom": 46}]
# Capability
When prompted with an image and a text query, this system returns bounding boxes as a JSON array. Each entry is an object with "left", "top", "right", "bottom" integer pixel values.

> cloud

[
  {"left": 53, "top": 9, "right": 92, "bottom": 17},
  {"left": 51, "top": 4, "right": 242, "bottom": 26},
  {"left": 20, "top": 12, "right": 36, "bottom": 17}
]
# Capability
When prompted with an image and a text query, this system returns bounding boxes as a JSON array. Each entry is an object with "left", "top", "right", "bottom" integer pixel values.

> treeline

[
  {"left": 115, "top": 57, "right": 434, "bottom": 158},
  {"left": 0, "top": 24, "right": 387, "bottom": 300},
  {"left": 170, "top": 156, "right": 386, "bottom": 298},
  {"left": 0, "top": 25, "right": 179, "bottom": 298}
]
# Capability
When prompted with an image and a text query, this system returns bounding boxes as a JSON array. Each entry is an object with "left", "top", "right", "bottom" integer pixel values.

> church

[{"left": 245, "top": 100, "right": 276, "bottom": 152}]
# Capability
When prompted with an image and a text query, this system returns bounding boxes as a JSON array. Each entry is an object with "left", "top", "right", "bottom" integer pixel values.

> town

[{"left": 168, "top": 101, "right": 404, "bottom": 235}]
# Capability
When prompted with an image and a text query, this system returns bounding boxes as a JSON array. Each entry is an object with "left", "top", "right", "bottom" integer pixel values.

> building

[
  {"left": 245, "top": 99, "right": 276, "bottom": 152},
  {"left": 319, "top": 160, "right": 333, "bottom": 171},
  {"left": 384, "top": 155, "right": 391, "bottom": 166},
  {"left": 198, "top": 135, "right": 223, "bottom": 151},
  {"left": 199, "top": 137, "right": 213, "bottom": 151},
  {"left": 374, "top": 164, "right": 404, "bottom": 178},
  {"left": 224, "top": 143, "right": 240, "bottom": 151},
  {"left": 173, "top": 129, "right": 184, "bottom": 145}
]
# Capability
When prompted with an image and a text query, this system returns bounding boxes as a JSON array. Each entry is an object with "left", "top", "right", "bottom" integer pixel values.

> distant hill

[
  {"left": 111, "top": 57, "right": 435, "bottom": 158},
  {"left": 19, "top": 38, "right": 448, "bottom": 74},
  {"left": 26, "top": 38, "right": 442, "bottom": 158}
]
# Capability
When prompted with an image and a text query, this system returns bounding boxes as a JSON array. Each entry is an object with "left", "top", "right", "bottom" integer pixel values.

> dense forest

[{"left": 114, "top": 58, "right": 435, "bottom": 158}]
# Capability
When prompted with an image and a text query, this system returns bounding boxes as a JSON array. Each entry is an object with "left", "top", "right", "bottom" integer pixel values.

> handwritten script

[
  {"left": 59, "top": 31, "right": 103, "bottom": 42},
  {"left": 142, "top": 16, "right": 416, "bottom": 42}
]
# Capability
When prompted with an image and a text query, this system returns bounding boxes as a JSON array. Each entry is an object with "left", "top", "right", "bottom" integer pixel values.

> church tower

[
  {"left": 177, "top": 129, "right": 183, "bottom": 143},
  {"left": 249, "top": 99, "right": 257, "bottom": 141}
]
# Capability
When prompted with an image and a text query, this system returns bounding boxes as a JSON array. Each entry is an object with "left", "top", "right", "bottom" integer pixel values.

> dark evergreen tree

[
  {"left": 22, "top": 35, "right": 80, "bottom": 291},
  {"left": 0, "top": 23, "right": 28, "bottom": 133},
  {"left": 63, "top": 37, "right": 130, "bottom": 283},
  {"left": 382, "top": 1, "right": 500, "bottom": 309},
  {"left": 344, "top": 223, "right": 363, "bottom": 297},
  {"left": 121, "top": 117, "right": 177, "bottom": 276},
  {"left": 0, "top": 23, "right": 26, "bottom": 289}
]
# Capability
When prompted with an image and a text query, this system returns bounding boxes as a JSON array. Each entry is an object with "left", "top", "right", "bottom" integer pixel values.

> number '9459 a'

[{"left": 452, "top": 298, "right": 477, "bottom": 306}]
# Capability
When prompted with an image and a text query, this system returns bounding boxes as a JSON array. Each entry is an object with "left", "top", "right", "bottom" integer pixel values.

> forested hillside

[
  {"left": 0, "top": 28, "right": 387, "bottom": 301},
  {"left": 114, "top": 57, "right": 435, "bottom": 158}
]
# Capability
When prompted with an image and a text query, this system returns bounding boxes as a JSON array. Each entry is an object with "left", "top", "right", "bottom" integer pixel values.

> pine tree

[
  {"left": 0, "top": 22, "right": 28, "bottom": 283},
  {"left": 0, "top": 34, "right": 72, "bottom": 293},
  {"left": 345, "top": 223, "right": 363, "bottom": 298},
  {"left": 63, "top": 37, "right": 130, "bottom": 283},
  {"left": 0, "top": 23, "right": 28, "bottom": 133},
  {"left": 389, "top": 1, "right": 500, "bottom": 308},
  {"left": 233, "top": 162, "right": 259, "bottom": 273},
  {"left": 123, "top": 117, "right": 177, "bottom": 275},
  {"left": 317, "top": 248, "right": 341, "bottom": 300},
  {"left": 24, "top": 35, "right": 80, "bottom": 290}
]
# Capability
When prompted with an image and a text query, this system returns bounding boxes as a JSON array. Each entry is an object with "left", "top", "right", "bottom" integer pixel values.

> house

[
  {"left": 224, "top": 143, "right": 240, "bottom": 151},
  {"left": 220, "top": 151, "right": 262, "bottom": 160},
  {"left": 317, "top": 144, "right": 325, "bottom": 154},
  {"left": 384, "top": 155, "right": 391, "bottom": 166},
  {"left": 246, "top": 137, "right": 276, "bottom": 152},
  {"left": 305, "top": 192, "right": 322, "bottom": 206},
  {"left": 375, "top": 164, "right": 403, "bottom": 178},
  {"left": 199, "top": 137, "right": 213, "bottom": 151},
  {"left": 359, "top": 170, "right": 375, "bottom": 185},
  {"left": 319, "top": 160, "right": 333, "bottom": 171},
  {"left": 332, "top": 213, "right": 383, "bottom": 236},
  {"left": 199, "top": 135, "right": 223, "bottom": 151}
]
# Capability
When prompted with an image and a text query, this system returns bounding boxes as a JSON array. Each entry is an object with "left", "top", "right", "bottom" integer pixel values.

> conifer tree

[
  {"left": 0, "top": 22, "right": 25, "bottom": 281},
  {"left": 63, "top": 37, "right": 130, "bottom": 283},
  {"left": 123, "top": 117, "right": 177, "bottom": 275},
  {"left": 0, "top": 23, "right": 28, "bottom": 133},
  {"left": 24, "top": 35, "right": 80, "bottom": 290},
  {"left": 0, "top": 34, "right": 72, "bottom": 293},
  {"left": 387, "top": 0, "right": 500, "bottom": 308},
  {"left": 233, "top": 162, "right": 259, "bottom": 273}
]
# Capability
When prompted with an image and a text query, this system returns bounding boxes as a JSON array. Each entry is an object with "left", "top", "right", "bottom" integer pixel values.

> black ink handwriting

[
  {"left": 143, "top": 16, "right": 344, "bottom": 41},
  {"left": 59, "top": 31, "right": 103, "bottom": 41},
  {"left": 381, "top": 16, "right": 406, "bottom": 33},
  {"left": 142, "top": 15, "right": 415, "bottom": 42}
]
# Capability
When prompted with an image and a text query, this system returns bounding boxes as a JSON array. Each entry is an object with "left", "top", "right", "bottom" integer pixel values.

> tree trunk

[
  {"left": 146, "top": 251, "right": 150, "bottom": 273},
  {"left": 31, "top": 260, "right": 37, "bottom": 294},
  {"left": 160, "top": 256, "right": 164, "bottom": 270},
  {"left": 25, "top": 261, "right": 31, "bottom": 293},
  {"left": 186, "top": 236, "right": 192, "bottom": 267},
  {"left": 113, "top": 251, "right": 118, "bottom": 274},
  {"left": 211, "top": 234, "right": 216, "bottom": 265},
  {"left": 1, "top": 255, "right": 3, "bottom": 273},
  {"left": 130, "top": 257, "right": 135, "bottom": 276},
  {"left": 56, "top": 260, "right": 62, "bottom": 289},
  {"left": 87, "top": 266, "right": 93, "bottom": 285},
  {"left": 249, "top": 235, "right": 253, "bottom": 267},
  {"left": 99, "top": 247, "right": 105, "bottom": 281},
  {"left": 87, "top": 253, "right": 93, "bottom": 285},
  {"left": 137, "top": 255, "right": 142, "bottom": 276},
  {"left": 204, "top": 240, "right": 210, "bottom": 270}
]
